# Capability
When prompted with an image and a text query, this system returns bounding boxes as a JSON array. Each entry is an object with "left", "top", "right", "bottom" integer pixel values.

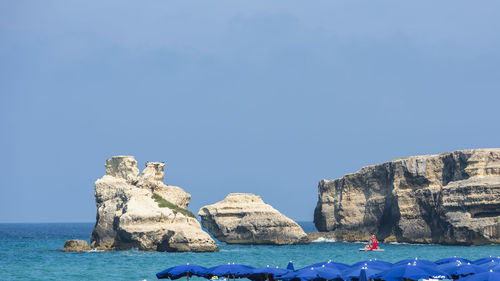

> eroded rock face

[
  {"left": 199, "top": 193, "right": 310, "bottom": 245},
  {"left": 314, "top": 148, "right": 500, "bottom": 245},
  {"left": 91, "top": 156, "right": 218, "bottom": 252}
]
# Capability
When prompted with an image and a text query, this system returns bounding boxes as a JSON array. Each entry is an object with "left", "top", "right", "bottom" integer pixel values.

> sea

[{"left": 0, "top": 222, "right": 498, "bottom": 281}]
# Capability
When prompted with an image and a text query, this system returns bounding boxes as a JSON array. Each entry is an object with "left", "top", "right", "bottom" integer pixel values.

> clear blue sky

[{"left": 1, "top": 1, "right": 499, "bottom": 222}]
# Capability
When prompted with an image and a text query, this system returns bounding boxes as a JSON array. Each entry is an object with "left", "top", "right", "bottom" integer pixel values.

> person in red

[{"left": 369, "top": 234, "right": 379, "bottom": 250}]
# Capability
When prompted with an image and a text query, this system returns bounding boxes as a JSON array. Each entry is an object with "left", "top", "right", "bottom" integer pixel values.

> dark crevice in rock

[{"left": 472, "top": 211, "right": 500, "bottom": 218}]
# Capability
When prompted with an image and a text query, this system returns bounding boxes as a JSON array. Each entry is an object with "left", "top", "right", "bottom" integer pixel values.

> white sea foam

[
  {"left": 389, "top": 242, "right": 434, "bottom": 246},
  {"left": 312, "top": 237, "right": 336, "bottom": 243},
  {"left": 85, "top": 249, "right": 104, "bottom": 252}
]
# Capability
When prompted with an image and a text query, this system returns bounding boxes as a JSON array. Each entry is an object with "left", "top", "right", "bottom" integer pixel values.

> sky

[{"left": 1, "top": 0, "right": 500, "bottom": 223}]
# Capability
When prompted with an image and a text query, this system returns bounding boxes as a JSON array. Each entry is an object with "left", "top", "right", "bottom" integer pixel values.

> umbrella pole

[{"left": 187, "top": 274, "right": 189, "bottom": 281}]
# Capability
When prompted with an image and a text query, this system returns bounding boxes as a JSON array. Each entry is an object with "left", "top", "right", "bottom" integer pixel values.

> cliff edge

[
  {"left": 90, "top": 156, "right": 218, "bottom": 252},
  {"left": 314, "top": 148, "right": 500, "bottom": 245}
]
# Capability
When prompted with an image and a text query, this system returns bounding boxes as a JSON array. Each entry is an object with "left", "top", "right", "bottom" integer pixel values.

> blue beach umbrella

[
  {"left": 287, "top": 261, "right": 295, "bottom": 271},
  {"left": 377, "top": 263, "right": 449, "bottom": 281},
  {"left": 280, "top": 266, "right": 342, "bottom": 281},
  {"left": 438, "top": 262, "right": 485, "bottom": 279},
  {"left": 279, "top": 266, "right": 311, "bottom": 280},
  {"left": 477, "top": 259, "right": 500, "bottom": 269},
  {"left": 459, "top": 270, "right": 500, "bottom": 281},
  {"left": 341, "top": 264, "right": 387, "bottom": 281},
  {"left": 435, "top": 257, "right": 472, "bottom": 265},
  {"left": 305, "top": 261, "right": 349, "bottom": 271},
  {"left": 313, "top": 266, "right": 342, "bottom": 280},
  {"left": 482, "top": 261, "right": 500, "bottom": 271},
  {"left": 247, "top": 266, "right": 290, "bottom": 281},
  {"left": 473, "top": 257, "right": 500, "bottom": 266},
  {"left": 478, "top": 260, "right": 499, "bottom": 269},
  {"left": 203, "top": 263, "right": 255, "bottom": 279},
  {"left": 393, "top": 258, "right": 436, "bottom": 267},
  {"left": 350, "top": 259, "right": 392, "bottom": 269},
  {"left": 156, "top": 264, "right": 207, "bottom": 280},
  {"left": 481, "top": 262, "right": 500, "bottom": 272},
  {"left": 251, "top": 267, "right": 290, "bottom": 275}
]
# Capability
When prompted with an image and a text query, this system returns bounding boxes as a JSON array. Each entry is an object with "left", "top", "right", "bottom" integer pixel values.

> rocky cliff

[
  {"left": 199, "top": 193, "right": 310, "bottom": 245},
  {"left": 314, "top": 148, "right": 500, "bottom": 245},
  {"left": 90, "top": 156, "right": 218, "bottom": 252}
]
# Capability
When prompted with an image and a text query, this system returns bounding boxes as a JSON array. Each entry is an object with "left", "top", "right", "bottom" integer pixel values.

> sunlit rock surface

[
  {"left": 199, "top": 193, "right": 310, "bottom": 245},
  {"left": 314, "top": 148, "right": 500, "bottom": 245},
  {"left": 91, "top": 156, "right": 218, "bottom": 252}
]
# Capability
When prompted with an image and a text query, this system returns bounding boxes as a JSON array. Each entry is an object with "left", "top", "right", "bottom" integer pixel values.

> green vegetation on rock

[{"left": 152, "top": 193, "right": 196, "bottom": 218}]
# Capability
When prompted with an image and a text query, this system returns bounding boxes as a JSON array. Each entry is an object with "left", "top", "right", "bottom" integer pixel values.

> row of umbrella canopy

[{"left": 157, "top": 256, "right": 500, "bottom": 281}]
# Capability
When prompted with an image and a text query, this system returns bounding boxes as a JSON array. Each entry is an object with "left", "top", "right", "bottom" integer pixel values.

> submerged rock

[
  {"left": 199, "top": 193, "right": 310, "bottom": 245},
  {"left": 62, "top": 240, "right": 90, "bottom": 252},
  {"left": 90, "top": 156, "right": 218, "bottom": 252},
  {"left": 314, "top": 148, "right": 500, "bottom": 245}
]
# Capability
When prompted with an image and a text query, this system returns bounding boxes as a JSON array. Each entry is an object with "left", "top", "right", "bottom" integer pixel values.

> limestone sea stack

[
  {"left": 314, "top": 148, "right": 500, "bottom": 245},
  {"left": 199, "top": 193, "right": 310, "bottom": 245},
  {"left": 90, "top": 156, "right": 218, "bottom": 252}
]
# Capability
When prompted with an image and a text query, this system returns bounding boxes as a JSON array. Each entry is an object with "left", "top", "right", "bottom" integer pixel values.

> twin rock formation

[
  {"left": 314, "top": 148, "right": 500, "bottom": 245},
  {"left": 86, "top": 156, "right": 307, "bottom": 252},
  {"left": 91, "top": 156, "right": 218, "bottom": 252}
]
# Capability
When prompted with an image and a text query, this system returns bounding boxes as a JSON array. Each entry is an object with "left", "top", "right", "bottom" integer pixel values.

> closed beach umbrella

[
  {"left": 358, "top": 268, "right": 367, "bottom": 281},
  {"left": 156, "top": 264, "right": 207, "bottom": 280},
  {"left": 287, "top": 261, "right": 295, "bottom": 271},
  {"left": 350, "top": 259, "right": 392, "bottom": 269},
  {"left": 341, "top": 264, "right": 388, "bottom": 280},
  {"left": 377, "top": 263, "right": 449, "bottom": 281},
  {"left": 203, "top": 263, "right": 255, "bottom": 279},
  {"left": 459, "top": 270, "right": 500, "bottom": 281},
  {"left": 394, "top": 258, "right": 436, "bottom": 267},
  {"left": 435, "top": 257, "right": 472, "bottom": 265},
  {"left": 438, "top": 262, "right": 485, "bottom": 279}
]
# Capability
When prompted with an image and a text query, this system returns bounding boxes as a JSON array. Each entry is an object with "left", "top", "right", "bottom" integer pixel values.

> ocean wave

[
  {"left": 85, "top": 249, "right": 105, "bottom": 252},
  {"left": 311, "top": 237, "right": 336, "bottom": 243},
  {"left": 342, "top": 241, "right": 366, "bottom": 244},
  {"left": 388, "top": 242, "right": 435, "bottom": 246}
]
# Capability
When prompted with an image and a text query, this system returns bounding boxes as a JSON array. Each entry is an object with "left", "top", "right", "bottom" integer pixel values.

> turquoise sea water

[{"left": 0, "top": 222, "right": 499, "bottom": 281}]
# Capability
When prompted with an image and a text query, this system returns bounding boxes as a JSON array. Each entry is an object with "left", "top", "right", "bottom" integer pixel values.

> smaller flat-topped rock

[
  {"left": 198, "top": 193, "right": 310, "bottom": 245},
  {"left": 62, "top": 240, "right": 90, "bottom": 252}
]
